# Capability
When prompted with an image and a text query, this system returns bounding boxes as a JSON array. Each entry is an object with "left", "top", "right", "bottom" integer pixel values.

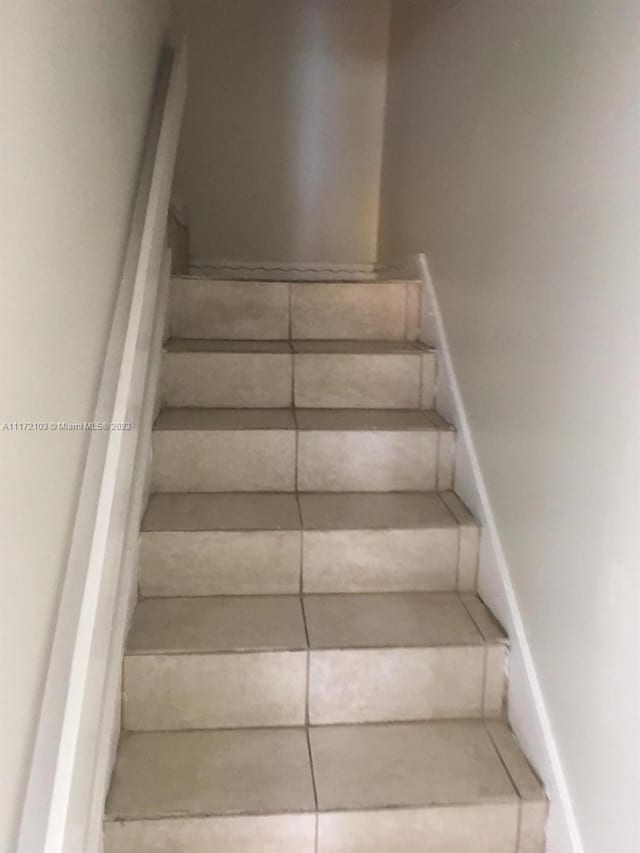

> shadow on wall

[{"left": 171, "top": 0, "right": 390, "bottom": 266}]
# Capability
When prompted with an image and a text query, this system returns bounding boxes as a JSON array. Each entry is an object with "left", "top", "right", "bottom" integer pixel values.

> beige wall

[
  {"left": 172, "top": 0, "right": 390, "bottom": 265},
  {"left": 378, "top": 2, "right": 640, "bottom": 851},
  {"left": 0, "top": 2, "right": 168, "bottom": 848}
]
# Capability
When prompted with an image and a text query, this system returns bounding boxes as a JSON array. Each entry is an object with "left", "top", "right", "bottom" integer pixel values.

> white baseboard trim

[
  {"left": 412, "top": 253, "right": 584, "bottom": 853},
  {"left": 189, "top": 259, "right": 378, "bottom": 281},
  {"left": 17, "top": 41, "right": 187, "bottom": 853}
]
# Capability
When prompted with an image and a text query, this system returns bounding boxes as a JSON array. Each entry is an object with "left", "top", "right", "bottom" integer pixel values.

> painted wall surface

[
  {"left": 0, "top": 2, "right": 168, "bottom": 848},
  {"left": 173, "top": 0, "right": 390, "bottom": 265},
  {"left": 378, "top": 3, "right": 640, "bottom": 852}
]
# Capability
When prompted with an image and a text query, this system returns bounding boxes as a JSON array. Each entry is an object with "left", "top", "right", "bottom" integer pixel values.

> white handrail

[{"left": 17, "top": 39, "right": 187, "bottom": 853}]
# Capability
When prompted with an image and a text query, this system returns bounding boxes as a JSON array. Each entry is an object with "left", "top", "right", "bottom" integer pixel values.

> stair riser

[
  {"left": 304, "top": 528, "right": 468, "bottom": 592},
  {"left": 162, "top": 353, "right": 292, "bottom": 408},
  {"left": 317, "top": 804, "right": 523, "bottom": 853},
  {"left": 162, "top": 351, "right": 437, "bottom": 409},
  {"left": 151, "top": 431, "right": 296, "bottom": 492},
  {"left": 104, "top": 803, "right": 526, "bottom": 853},
  {"left": 298, "top": 352, "right": 435, "bottom": 409},
  {"left": 124, "top": 652, "right": 307, "bottom": 730},
  {"left": 171, "top": 280, "right": 290, "bottom": 340},
  {"left": 297, "top": 431, "right": 442, "bottom": 492},
  {"left": 308, "top": 647, "right": 495, "bottom": 725},
  {"left": 152, "top": 429, "right": 454, "bottom": 492},
  {"left": 123, "top": 646, "right": 506, "bottom": 730},
  {"left": 139, "top": 527, "right": 473, "bottom": 597},
  {"left": 139, "top": 531, "right": 302, "bottom": 596},
  {"left": 171, "top": 278, "right": 421, "bottom": 341},
  {"left": 104, "top": 814, "right": 316, "bottom": 853},
  {"left": 293, "top": 282, "right": 419, "bottom": 340}
]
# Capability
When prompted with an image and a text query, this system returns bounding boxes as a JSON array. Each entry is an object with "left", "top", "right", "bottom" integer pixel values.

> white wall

[
  {"left": 378, "top": 3, "right": 640, "bottom": 852},
  {"left": 0, "top": 2, "right": 168, "bottom": 849},
  {"left": 172, "top": 0, "right": 390, "bottom": 265}
]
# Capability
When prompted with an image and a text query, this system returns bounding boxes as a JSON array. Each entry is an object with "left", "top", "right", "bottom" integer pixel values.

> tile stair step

[
  {"left": 161, "top": 338, "right": 436, "bottom": 409},
  {"left": 104, "top": 719, "right": 546, "bottom": 853},
  {"left": 122, "top": 592, "right": 507, "bottom": 730},
  {"left": 151, "top": 408, "right": 455, "bottom": 493},
  {"left": 139, "top": 491, "right": 479, "bottom": 596},
  {"left": 170, "top": 277, "right": 422, "bottom": 341},
  {"left": 104, "top": 272, "right": 549, "bottom": 853}
]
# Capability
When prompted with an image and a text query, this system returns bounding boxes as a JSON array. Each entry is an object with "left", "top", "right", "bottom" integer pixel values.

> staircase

[{"left": 104, "top": 275, "right": 547, "bottom": 852}]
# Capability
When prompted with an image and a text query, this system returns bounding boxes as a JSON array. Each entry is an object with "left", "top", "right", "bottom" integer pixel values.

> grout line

[
  {"left": 305, "top": 727, "right": 320, "bottom": 812},
  {"left": 481, "top": 645, "right": 490, "bottom": 717},
  {"left": 303, "top": 664, "right": 320, "bottom": 835},
  {"left": 427, "top": 352, "right": 437, "bottom": 410},
  {"left": 294, "top": 419, "right": 300, "bottom": 492},
  {"left": 138, "top": 589, "right": 479, "bottom": 604},
  {"left": 288, "top": 283, "right": 293, "bottom": 340},
  {"left": 126, "top": 649, "right": 309, "bottom": 660},
  {"left": 300, "top": 594, "right": 312, "bottom": 731},
  {"left": 446, "top": 431, "right": 456, "bottom": 491},
  {"left": 403, "top": 281, "right": 410, "bottom": 341},
  {"left": 120, "top": 657, "right": 126, "bottom": 732},
  {"left": 419, "top": 408, "right": 438, "bottom": 428},
  {"left": 440, "top": 430, "right": 448, "bottom": 491},
  {"left": 484, "top": 722, "right": 526, "bottom": 853},
  {"left": 304, "top": 649, "right": 311, "bottom": 726},
  {"left": 415, "top": 281, "right": 423, "bottom": 338},
  {"left": 301, "top": 596, "right": 311, "bottom": 650},
  {"left": 418, "top": 350, "right": 425, "bottom": 409},
  {"left": 105, "top": 794, "right": 521, "bottom": 823},
  {"left": 122, "top": 717, "right": 502, "bottom": 738},
  {"left": 300, "top": 529, "right": 305, "bottom": 597},
  {"left": 439, "top": 493, "right": 462, "bottom": 526},
  {"left": 454, "top": 520, "right": 462, "bottom": 589},
  {"left": 514, "top": 803, "right": 523, "bottom": 853},
  {"left": 433, "top": 342, "right": 443, "bottom": 412},
  {"left": 458, "top": 590, "right": 489, "bottom": 642},
  {"left": 296, "top": 495, "right": 305, "bottom": 596},
  {"left": 291, "top": 350, "right": 296, "bottom": 407},
  {"left": 126, "top": 642, "right": 490, "bottom": 659}
]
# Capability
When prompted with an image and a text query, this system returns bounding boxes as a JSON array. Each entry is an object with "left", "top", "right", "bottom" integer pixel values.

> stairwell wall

[
  {"left": 377, "top": 3, "right": 640, "bottom": 853},
  {"left": 0, "top": 3, "right": 169, "bottom": 850},
  {"left": 171, "top": 0, "right": 390, "bottom": 267}
]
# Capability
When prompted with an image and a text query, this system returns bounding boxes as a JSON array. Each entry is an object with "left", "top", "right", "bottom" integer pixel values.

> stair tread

[
  {"left": 143, "top": 492, "right": 302, "bottom": 531},
  {"left": 173, "top": 275, "right": 420, "bottom": 285},
  {"left": 299, "top": 491, "right": 456, "bottom": 528},
  {"left": 293, "top": 339, "right": 431, "bottom": 354},
  {"left": 142, "top": 491, "right": 463, "bottom": 532},
  {"left": 165, "top": 338, "right": 291, "bottom": 353},
  {"left": 128, "top": 595, "right": 307, "bottom": 654},
  {"left": 155, "top": 408, "right": 297, "bottom": 431},
  {"left": 154, "top": 407, "right": 448, "bottom": 432},
  {"left": 106, "top": 727, "right": 315, "bottom": 820},
  {"left": 105, "top": 719, "right": 542, "bottom": 822},
  {"left": 170, "top": 278, "right": 421, "bottom": 342},
  {"left": 126, "top": 592, "right": 504, "bottom": 656},
  {"left": 305, "top": 592, "right": 499, "bottom": 649},
  {"left": 310, "top": 720, "right": 521, "bottom": 811},
  {"left": 295, "top": 408, "right": 437, "bottom": 431},
  {"left": 165, "top": 337, "right": 431, "bottom": 354}
]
